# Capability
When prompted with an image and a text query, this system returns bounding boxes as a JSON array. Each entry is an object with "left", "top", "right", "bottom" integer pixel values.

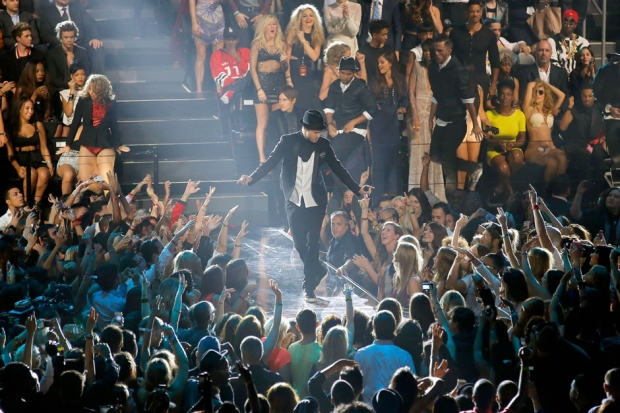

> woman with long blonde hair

[
  {"left": 285, "top": 5, "right": 324, "bottom": 114},
  {"left": 390, "top": 241, "right": 423, "bottom": 306},
  {"left": 250, "top": 14, "right": 291, "bottom": 163},
  {"left": 523, "top": 79, "right": 567, "bottom": 182},
  {"left": 313, "top": 325, "right": 349, "bottom": 391},
  {"left": 527, "top": 247, "right": 553, "bottom": 283},
  {"left": 59, "top": 74, "right": 129, "bottom": 185}
]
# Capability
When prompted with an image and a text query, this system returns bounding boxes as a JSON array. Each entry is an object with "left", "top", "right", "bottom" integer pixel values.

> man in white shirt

[
  {"left": 0, "top": 187, "right": 25, "bottom": 232},
  {"left": 354, "top": 310, "right": 415, "bottom": 403}
]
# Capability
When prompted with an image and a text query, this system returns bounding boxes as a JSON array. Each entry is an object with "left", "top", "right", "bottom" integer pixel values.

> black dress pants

[{"left": 286, "top": 198, "right": 326, "bottom": 293}]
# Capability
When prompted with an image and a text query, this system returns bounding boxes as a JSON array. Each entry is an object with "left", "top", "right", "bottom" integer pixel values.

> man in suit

[
  {"left": 358, "top": 0, "right": 401, "bottom": 58},
  {"left": 0, "top": 0, "right": 43, "bottom": 51},
  {"left": 428, "top": 36, "right": 484, "bottom": 196},
  {"left": 517, "top": 40, "right": 569, "bottom": 105},
  {"left": 237, "top": 110, "right": 373, "bottom": 302},
  {"left": 593, "top": 53, "right": 620, "bottom": 166},
  {"left": 37, "top": 0, "right": 104, "bottom": 73},
  {"left": 545, "top": 174, "right": 571, "bottom": 217},
  {"left": 46, "top": 21, "right": 91, "bottom": 90}
]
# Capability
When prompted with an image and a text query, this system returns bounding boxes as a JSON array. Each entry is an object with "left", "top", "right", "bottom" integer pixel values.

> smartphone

[
  {"left": 422, "top": 282, "right": 434, "bottom": 291},
  {"left": 523, "top": 221, "right": 531, "bottom": 230},
  {"left": 93, "top": 175, "right": 105, "bottom": 183},
  {"left": 113, "top": 312, "right": 123, "bottom": 324},
  {"left": 90, "top": 276, "right": 98, "bottom": 280}
]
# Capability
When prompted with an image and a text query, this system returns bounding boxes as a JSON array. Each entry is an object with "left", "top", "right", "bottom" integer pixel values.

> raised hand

[
  {"left": 358, "top": 195, "right": 370, "bottom": 210},
  {"left": 352, "top": 254, "right": 371, "bottom": 272},
  {"left": 26, "top": 313, "right": 37, "bottom": 335},
  {"left": 456, "top": 213, "right": 469, "bottom": 228},
  {"left": 184, "top": 179, "right": 201, "bottom": 196},
  {"left": 94, "top": 343, "right": 112, "bottom": 359},
  {"left": 86, "top": 307, "right": 98, "bottom": 334},
  {"left": 496, "top": 207, "right": 508, "bottom": 228},
  {"left": 237, "top": 220, "right": 249, "bottom": 239},
  {"left": 236, "top": 360, "right": 253, "bottom": 383},
  {"left": 432, "top": 359, "right": 450, "bottom": 378},
  {"left": 360, "top": 168, "right": 370, "bottom": 187},
  {"left": 224, "top": 205, "right": 239, "bottom": 224},
  {"left": 431, "top": 324, "right": 445, "bottom": 348},
  {"left": 150, "top": 295, "right": 165, "bottom": 319},
  {"left": 269, "top": 279, "right": 282, "bottom": 302}
]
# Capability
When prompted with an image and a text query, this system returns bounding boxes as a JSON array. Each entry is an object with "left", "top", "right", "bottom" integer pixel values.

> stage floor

[{"left": 238, "top": 227, "right": 378, "bottom": 321}]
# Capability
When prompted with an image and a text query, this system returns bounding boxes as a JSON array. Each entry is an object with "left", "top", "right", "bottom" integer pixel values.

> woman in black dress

[
  {"left": 285, "top": 4, "right": 324, "bottom": 115},
  {"left": 369, "top": 51, "right": 408, "bottom": 205},
  {"left": 6, "top": 97, "right": 53, "bottom": 204}
]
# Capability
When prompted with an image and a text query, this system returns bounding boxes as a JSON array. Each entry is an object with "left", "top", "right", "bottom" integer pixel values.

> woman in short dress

[
  {"left": 190, "top": 0, "right": 225, "bottom": 92},
  {"left": 250, "top": 15, "right": 291, "bottom": 163},
  {"left": 56, "top": 62, "right": 86, "bottom": 195},
  {"left": 7, "top": 97, "right": 53, "bottom": 204},
  {"left": 285, "top": 4, "right": 324, "bottom": 114}
]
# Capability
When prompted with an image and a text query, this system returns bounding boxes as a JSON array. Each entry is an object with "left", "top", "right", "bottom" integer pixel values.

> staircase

[{"left": 88, "top": 0, "right": 268, "bottom": 225}]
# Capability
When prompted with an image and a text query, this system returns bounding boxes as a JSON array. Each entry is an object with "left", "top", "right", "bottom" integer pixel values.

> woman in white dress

[
  {"left": 324, "top": 0, "right": 361, "bottom": 55},
  {"left": 408, "top": 39, "right": 445, "bottom": 200}
]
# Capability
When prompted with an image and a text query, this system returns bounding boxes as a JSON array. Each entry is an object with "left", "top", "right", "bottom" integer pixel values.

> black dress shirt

[
  {"left": 324, "top": 77, "right": 376, "bottom": 130},
  {"left": 427, "top": 56, "right": 475, "bottom": 123},
  {"left": 46, "top": 44, "right": 91, "bottom": 90},
  {"left": 449, "top": 24, "right": 500, "bottom": 81}
]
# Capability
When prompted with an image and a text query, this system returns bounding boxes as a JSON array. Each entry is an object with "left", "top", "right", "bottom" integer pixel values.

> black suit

[
  {"left": 0, "top": 10, "right": 41, "bottom": 49},
  {"left": 593, "top": 61, "right": 620, "bottom": 165},
  {"left": 358, "top": 0, "right": 402, "bottom": 52},
  {"left": 248, "top": 131, "right": 361, "bottom": 293},
  {"left": 46, "top": 45, "right": 91, "bottom": 90},
  {"left": 38, "top": 2, "right": 104, "bottom": 73},
  {"left": 516, "top": 63, "right": 570, "bottom": 103},
  {"left": 1, "top": 46, "right": 46, "bottom": 82},
  {"left": 66, "top": 98, "right": 121, "bottom": 150}
]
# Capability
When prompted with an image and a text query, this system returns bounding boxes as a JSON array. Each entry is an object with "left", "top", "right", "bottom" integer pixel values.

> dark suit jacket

[
  {"left": 38, "top": 2, "right": 99, "bottom": 47},
  {"left": 324, "top": 77, "right": 376, "bottom": 130},
  {"left": 0, "top": 10, "right": 40, "bottom": 49},
  {"left": 517, "top": 63, "right": 569, "bottom": 103},
  {"left": 46, "top": 44, "right": 91, "bottom": 90},
  {"left": 1, "top": 45, "right": 46, "bottom": 82},
  {"left": 66, "top": 98, "right": 121, "bottom": 149},
  {"left": 359, "top": 0, "right": 402, "bottom": 52},
  {"left": 249, "top": 132, "right": 361, "bottom": 208}
]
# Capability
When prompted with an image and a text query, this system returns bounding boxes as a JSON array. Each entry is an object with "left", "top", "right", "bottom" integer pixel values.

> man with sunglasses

[{"left": 549, "top": 10, "right": 589, "bottom": 75}]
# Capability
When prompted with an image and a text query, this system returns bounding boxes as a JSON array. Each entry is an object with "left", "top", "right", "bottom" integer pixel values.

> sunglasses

[
  {"left": 377, "top": 219, "right": 386, "bottom": 224},
  {"left": 537, "top": 89, "right": 545, "bottom": 96},
  {"left": 563, "top": 18, "right": 576, "bottom": 24}
]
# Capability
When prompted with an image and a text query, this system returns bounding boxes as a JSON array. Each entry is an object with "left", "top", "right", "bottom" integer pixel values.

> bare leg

[
  {"left": 549, "top": 149, "right": 567, "bottom": 175},
  {"left": 194, "top": 40, "right": 207, "bottom": 93},
  {"left": 255, "top": 103, "right": 269, "bottom": 163},
  {"left": 491, "top": 154, "right": 511, "bottom": 192},
  {"left": 34, "top": 167, "right": 50, "bottom": 202},
  {"left": 57, "top": 164, "right": 77, "bottom": 195},
  {"left": 96, "top": 149, "right": 117, "bottom": 184},
  {"left": 456, "top": 142, "right": 468, "bottom": 190}
]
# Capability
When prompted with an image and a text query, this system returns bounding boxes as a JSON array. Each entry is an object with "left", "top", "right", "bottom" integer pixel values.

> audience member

[
  {"left": 46, "top": 21, "right": 91, "bottom": 90},
  {"left": 549, "top": 10, "right": 589, "bottom": 75},
  {"left": 324, "top": 0, "right": 362, "bottom": 55},
  {"left": 190, "top": 0, "right": 225, "bottom": 93},
  {"left": 2, "top": 22, "right": 45, "bottom": 83},
  {"left": 210, "top": 26, "right": 251, "bottom": 104}
]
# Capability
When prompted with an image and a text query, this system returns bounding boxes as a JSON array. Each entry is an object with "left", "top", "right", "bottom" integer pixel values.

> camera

[
  {"left": 483, "top": 125, "right": 500, "bottom": 135},
  {"left": 422, "top": 282, "right": 434, "bottom": 293}
]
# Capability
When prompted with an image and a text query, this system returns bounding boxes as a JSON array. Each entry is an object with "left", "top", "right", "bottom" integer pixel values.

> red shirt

[
  {"left": 210, "top": 48, "right": 251, "bottom": 91},
  {"left": 92, "top": 101, "right": 109, "bottom": 127}
]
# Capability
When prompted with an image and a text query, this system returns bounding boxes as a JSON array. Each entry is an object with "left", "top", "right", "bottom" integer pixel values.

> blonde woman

[
  {"left": 527, "top": 247, "right": 553, "bottom": 282},
  {"left": 523, "top": 79, "right": 567, "bottom": 182},
  {"left": 60, "top": 74, "right": 129, "bottom": 184},
  {"left": 324, "top": 0, "right": 361, "bottom": 54},
  {"left": 250, "top": 15, "right": 291, "bottom": 163},
  {"left": 285, "top": 5, "right": 324, "bottom": 113},
  {"left": 319, "top": 41, "right": 367, "bottom": 101},
  {"left": 390, "top": 241, "right": 423, "bottom": 306},
  {"left": 312, "top": 326, "right": 349, "bottom": 391}
]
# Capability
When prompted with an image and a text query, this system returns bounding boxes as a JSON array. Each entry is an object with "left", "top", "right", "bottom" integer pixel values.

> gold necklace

[{"left": 560, "top": 33, "right": 578, "bottom": 60}]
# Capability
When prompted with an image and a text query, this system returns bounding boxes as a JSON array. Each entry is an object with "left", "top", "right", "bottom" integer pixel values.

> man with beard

[{"left": 549, "top": 10, "right": 589, "bottom": 75}]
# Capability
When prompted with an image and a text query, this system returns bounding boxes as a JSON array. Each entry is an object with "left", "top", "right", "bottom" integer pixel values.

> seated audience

[
  {"left": 210, "top": 27, "right": 251, "bottom": 104},
  {"left": 46, "top": 21, "right": 91, "bottom": 91},
  {"left": 2, "top": 22, "right": 45, "bottom": 83}
]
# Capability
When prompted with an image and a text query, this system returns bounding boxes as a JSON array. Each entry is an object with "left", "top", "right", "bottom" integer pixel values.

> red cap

[{"left": 563, "top": 9, "right": 579, "bottom": 23}]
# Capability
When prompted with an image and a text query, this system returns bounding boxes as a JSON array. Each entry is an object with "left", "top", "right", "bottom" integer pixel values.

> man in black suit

[
  {"left": 517, "top": 40, "right": 569, "bottom": 105},
  {"left": 37, "top": 0, "right": 104, "bottom": 73},
  {"left": 238, "top": 110, "right": 373, "bottom": 302},
  {"left": 46, "top": 21, "right": 91, "bottom": 90},
  {"left": 593, "top": 53, "right": 620, "bottom": 166},
  {"left": 358, "top": 0, "right": 401, "bottom": 58},
  {"left": 428, "top": 36, "right": 484, "bottom": 196},
  {"left": 0, "top": 0, "right": 43, "bottom": 51}
]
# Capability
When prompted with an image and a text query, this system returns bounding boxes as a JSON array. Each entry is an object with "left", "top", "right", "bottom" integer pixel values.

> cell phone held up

[{"left": 422, "top": 282, "right": 434, "bottom": 294}]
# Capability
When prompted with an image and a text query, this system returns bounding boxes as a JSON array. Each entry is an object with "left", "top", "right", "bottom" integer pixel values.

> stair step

[
  {"left": 104, "top": 37, "right": 172, "bottom": 52},
  {"left": 119, "top": 118, "right": 224, "bottom": 144},
  {"left": 89, "top": 7, "right": 155, "bottom": 20},
  {"left": 122, "top": 159, "right": 237, "bottom": 182},
  {"left": 106, "top": 50, "right": 175, "bottom": 69},
  {"left": 125, "top": 142, "right": 233, "bottom": 161},
  {"left": 113, "top": 82, "right": 192, "bottom": 98},
  {"left": 98, "top": 19, "right": 161, "bottom": 39},
  {"left": 106, "top": 66, "right": 185, "bottom": 83},
  {"left": 116, "top": 96, "right": 218, "bottom": 120}
]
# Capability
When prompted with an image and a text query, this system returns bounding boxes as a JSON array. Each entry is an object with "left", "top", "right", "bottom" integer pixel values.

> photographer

[{"left": 485, "top": 81, "right": 526, "bottom": 200}]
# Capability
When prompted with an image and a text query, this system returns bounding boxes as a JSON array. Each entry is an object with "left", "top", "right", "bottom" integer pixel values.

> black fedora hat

[
  {"left": 300, "top": 110, "right": 328, "bottom": 130},
  {"left": 338, "top": 56, "right": 360, "bottom": 72}
]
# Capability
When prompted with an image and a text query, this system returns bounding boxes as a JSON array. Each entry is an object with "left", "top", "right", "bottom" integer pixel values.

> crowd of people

[{"left": 2, "top": 0, "right": 620, "bottom": 413}]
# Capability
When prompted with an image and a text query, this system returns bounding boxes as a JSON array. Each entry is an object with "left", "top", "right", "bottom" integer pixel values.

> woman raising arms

[{"left": 522, "top": 80, "right": 566, "bottom": 182}]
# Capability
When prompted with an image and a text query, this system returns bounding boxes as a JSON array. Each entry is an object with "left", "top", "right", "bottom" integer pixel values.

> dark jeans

[
  {"left": 371, "top": 141, "right": 399, "bottom": 206},
  {"left": 565, "top": 143, "right": 607, "bottom": 183},
  {"left": 235, "top": 5, "right": 261, "bottom": 49},
  {"left": 430, "top": 119, "right": 479, "bottom": 195},
  {"left": 286, "top": 199, "right": 326, "bottom": 293}
]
